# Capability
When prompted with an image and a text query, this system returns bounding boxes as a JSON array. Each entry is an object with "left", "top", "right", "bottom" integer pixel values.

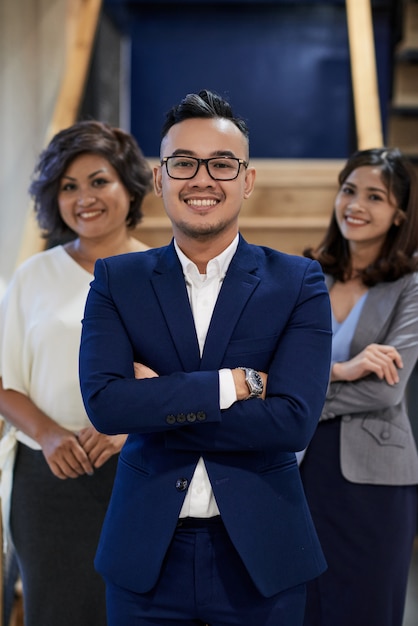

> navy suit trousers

[{"left": 105, "top": 517, "right": 306, "bottom": 625}]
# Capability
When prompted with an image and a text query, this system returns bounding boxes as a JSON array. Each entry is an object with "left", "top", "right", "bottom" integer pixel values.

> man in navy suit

[{"left": 79, "top": 89, "right": 332, "bottom": 625}]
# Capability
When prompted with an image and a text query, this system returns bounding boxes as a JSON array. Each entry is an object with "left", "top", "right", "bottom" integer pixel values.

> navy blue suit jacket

[{"left": 79, "top": 236, "right": 332, "bottom": 597}]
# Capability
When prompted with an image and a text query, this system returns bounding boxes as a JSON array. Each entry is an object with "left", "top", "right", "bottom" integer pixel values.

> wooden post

[{"left": 346, "top": 0, "right": 384, "bottom": 149}]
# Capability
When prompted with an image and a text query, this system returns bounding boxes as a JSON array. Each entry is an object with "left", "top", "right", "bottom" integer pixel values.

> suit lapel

[
  {"left": 151, "top": 244, "right": 201, "bottom": 372},
  {"left": 200, "top": 241, "right": 260, "bottom": 370},
  {"left": 151, "top": 239, "right": 260, "bottom": 371}
]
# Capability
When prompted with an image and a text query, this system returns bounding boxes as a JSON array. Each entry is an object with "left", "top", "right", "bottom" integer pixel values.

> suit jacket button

[
  {"left": 176, "top": 413, "right": 186, "bottom": 423},
  {"left": 381, "top": 430, "right": 390, "bottom": 440},
  {"left": 187, "top": 413, "right": 196, "bottom": 422},
  {"left": 175, "top": 478, "right": 188, "bottom": 492},
  {"left": 166, "top": 415, "right": 176, "bottom": 425},
  {"left": 196, "top": 411, "right": 206, "bottom": 422}
]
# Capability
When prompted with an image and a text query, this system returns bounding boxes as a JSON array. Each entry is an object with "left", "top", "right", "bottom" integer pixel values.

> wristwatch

[{"left": 238, "top": 367, "right": 264, "bottom": 399}]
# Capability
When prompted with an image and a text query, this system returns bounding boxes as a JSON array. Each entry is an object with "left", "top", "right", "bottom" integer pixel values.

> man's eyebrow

[{"left": 170, "top": 149, "right": 238, "bottom": 158}]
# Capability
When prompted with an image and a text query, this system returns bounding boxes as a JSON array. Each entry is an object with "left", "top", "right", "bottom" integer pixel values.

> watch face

[{"left": 249, "top": 370, "right": 263, "bottom": 394}]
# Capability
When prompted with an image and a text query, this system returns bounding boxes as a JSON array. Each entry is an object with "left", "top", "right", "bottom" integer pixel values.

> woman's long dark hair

[{"left": 304, "top": 148, "right": 418, "bottom": 285}]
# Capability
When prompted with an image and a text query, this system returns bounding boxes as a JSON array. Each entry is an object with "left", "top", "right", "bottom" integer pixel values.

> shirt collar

[{"left": 174, "top": 235, "right": 239, "bottom": 282}]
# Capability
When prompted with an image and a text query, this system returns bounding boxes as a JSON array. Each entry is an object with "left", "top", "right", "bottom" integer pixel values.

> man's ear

[
  {"left": 243, "top": 167, "right": 256, "bottom": 199},
  {"left": 153, "top": 166, "right": 163, "bottom": 196}
]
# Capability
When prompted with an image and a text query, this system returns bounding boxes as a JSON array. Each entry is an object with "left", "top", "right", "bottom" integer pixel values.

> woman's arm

[
  {"left": 331, "top": 343, "right": 403, "bottom": 385},
  {"left": 322, "top": 275, "right": 418, "bottom": 418}
]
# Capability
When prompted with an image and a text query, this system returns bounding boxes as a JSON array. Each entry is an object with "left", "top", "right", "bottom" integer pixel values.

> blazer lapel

[
  {"left": 326, "top": 274, "right": 405, "bottom": 356},
  {"left": 151, "top": 244, "right": 201, "bottom": 372},
  {"left": 350, "top": 280, "right": 404, "bottom": 356}
]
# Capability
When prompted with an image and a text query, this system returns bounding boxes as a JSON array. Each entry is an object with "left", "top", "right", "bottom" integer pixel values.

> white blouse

[{"left": 0, "top": 245, "right": 94, "bottom": 450}]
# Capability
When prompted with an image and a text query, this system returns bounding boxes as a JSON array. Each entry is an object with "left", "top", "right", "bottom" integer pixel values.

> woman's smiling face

[
  {"left": 334, "top": 165, "right": 402, "bottom": 255},
  {"left": 58, "top": 153, "right": 132, "bottom": 240}
]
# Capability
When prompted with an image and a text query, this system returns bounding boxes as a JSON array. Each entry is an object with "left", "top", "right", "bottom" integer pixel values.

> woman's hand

[
  {"left": 331, "top": 343, "right": 403, "bottom": 385},
  {"left": 37, "top": 423, "right": 95, "bottom": 480},
  {"left": 76, "top": 426, "right": 127, "bottom": 468}
]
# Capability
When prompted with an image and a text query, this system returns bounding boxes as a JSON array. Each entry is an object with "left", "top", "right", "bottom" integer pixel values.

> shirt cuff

[{"left": 219, "top": 368, "right": 237, "bottom": 409}]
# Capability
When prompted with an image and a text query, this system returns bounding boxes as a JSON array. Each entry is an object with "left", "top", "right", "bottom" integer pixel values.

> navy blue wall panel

[{"left": 103, "top": 0, "right": 395, "bottom": 159}]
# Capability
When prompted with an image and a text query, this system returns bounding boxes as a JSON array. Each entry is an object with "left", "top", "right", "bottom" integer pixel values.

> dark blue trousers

[{"left": 106, "top": 517, "right": 306, "bottom": 625}]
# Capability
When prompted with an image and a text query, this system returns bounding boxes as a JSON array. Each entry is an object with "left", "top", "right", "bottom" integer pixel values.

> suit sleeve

[
  {"left": 321, "top": 273, "right": 418, "bottom": 420},
  {"left": 79, "top": 259, "right": 223, "bottom": 435},
  {"left": 165, "top": 260, "right": 332, "bottom": 453},
  {"left": 80, "top": 258, "right": 332, "bottom": 453}
]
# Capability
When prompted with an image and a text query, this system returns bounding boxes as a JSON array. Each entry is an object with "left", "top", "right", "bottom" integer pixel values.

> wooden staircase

[
  {"left": 387, "top": 0, "right": 418, "bottom": 162},
  {"left": 137, "top": 159, "right": 342, "bottom": 256}
]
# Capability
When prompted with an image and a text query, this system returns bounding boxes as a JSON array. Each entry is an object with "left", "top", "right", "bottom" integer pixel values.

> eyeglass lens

[{"left": 166, "top": 156, "right": 241, "bottom": 180}]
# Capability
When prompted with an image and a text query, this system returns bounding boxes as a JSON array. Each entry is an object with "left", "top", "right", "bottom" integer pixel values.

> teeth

[
  {"left": 79, "top": 210, "right": 102, "bottom": 218},
  {"left": 186, "top": 199, "right": 217, "bottom": 207},
  {"left": 346, "top": 216, "right": 366, "bottom": 225}
]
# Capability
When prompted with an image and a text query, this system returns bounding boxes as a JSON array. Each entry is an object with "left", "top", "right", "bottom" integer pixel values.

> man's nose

[{"left": 192, "top": 161, "right": 214, "bottom": 184}]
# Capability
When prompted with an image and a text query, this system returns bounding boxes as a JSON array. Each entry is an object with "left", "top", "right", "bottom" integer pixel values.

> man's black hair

[{"left": 161, "top": 89, "right": 249, "bottom": 140}]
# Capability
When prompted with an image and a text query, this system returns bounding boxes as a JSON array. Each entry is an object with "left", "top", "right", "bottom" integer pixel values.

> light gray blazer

[{"left": 321, "top": 271, "right": 418, "bottom": 485}]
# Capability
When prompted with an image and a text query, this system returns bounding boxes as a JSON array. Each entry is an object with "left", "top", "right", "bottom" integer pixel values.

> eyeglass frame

[{"left": 160, "top": 155, "right": 249, "bottom": 181}]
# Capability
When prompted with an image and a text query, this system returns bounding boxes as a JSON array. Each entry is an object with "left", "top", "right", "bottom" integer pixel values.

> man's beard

[{"left": 175, "top": 218, "right": 233, "bottom": 241}]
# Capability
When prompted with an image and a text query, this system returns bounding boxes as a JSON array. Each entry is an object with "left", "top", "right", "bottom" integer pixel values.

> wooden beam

[
  {"left": 346, "top": 0, "right": 384, "bottom": 149},
  {"left": 16, "top": 0, "right": 103, "bottom": 266},
  {"left": 46, "top": 0, "right": 102, "bottom": 142}
]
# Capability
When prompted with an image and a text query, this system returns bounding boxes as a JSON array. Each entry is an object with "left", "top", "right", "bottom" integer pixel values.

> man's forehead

[{"left": 161, "top": 117, "right": 248, "bottom": 155}]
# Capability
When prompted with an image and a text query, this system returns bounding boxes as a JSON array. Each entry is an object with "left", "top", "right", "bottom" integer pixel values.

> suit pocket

[
  {"left": 361, "top": 415, "right": 408, "bottom": 448},
  {"left": 119, "top": 454, "right": 151, "bottom": 477}
]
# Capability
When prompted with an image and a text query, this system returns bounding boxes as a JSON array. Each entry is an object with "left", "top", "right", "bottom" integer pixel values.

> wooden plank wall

[{"left": 136, "top": 159, "right": 343, "bottom": 256}]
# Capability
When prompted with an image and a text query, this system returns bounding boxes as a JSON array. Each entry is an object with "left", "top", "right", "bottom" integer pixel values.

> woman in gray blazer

[{"left": 300, "top": 147, "right": 418, "bottom": 626}]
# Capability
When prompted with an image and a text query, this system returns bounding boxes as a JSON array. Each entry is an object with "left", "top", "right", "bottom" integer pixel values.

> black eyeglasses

[{"left": 161, "top": 156, "right": 248, "bottom": 181}]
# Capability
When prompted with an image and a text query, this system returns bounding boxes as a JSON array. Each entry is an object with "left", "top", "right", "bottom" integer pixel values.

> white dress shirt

[{"left": 174, "top": 236, "right": 239, "bottom": 518}]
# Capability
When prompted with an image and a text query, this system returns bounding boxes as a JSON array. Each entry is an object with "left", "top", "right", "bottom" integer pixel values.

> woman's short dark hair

[
  {"left": 161, "top": 89, "right": 249, "bottom": 143},
  {"left": 304, "top": 147, "right": 418, "bottom": 285},
  {"left": 29, "top": 120, "right": 153, "bottom": 240}
]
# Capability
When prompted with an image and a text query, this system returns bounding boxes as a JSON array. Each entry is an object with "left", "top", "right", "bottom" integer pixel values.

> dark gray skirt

[
  {"left": 10, "top": 442, "right": 118, "bottom": 626},
  {"left": 300, "top": 418, "right": 418, "bottom": 626}
]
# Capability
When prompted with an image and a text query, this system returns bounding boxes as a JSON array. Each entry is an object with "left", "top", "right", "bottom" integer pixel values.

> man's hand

[
  {"left": 134, "top": 362, "right": 159, "bottom": 379},
  {"left": 232, "top": 368, "right": 268, "bottom": 400},
  {"left": 331, "top": 343, "right": 403, "bottom": 385}
]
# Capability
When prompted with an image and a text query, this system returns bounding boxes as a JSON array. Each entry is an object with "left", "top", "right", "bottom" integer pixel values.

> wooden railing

[{"left": 16, "top": 0, "right": 102, "bottom": 267}]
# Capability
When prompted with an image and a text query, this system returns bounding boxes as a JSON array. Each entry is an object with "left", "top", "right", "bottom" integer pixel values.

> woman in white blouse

[{"left": 0, "top": 120, "right": 152, "bottom": 626}]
